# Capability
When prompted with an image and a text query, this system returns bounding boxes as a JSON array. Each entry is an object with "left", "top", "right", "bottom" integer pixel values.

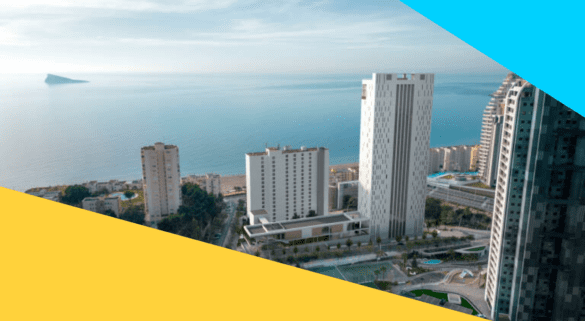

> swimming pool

[
  {"left": 109, "top": 192, "right": 138, "bottom": 201},
  {"left": 423, "top": 259, "right": 442, "bottom": 265}
]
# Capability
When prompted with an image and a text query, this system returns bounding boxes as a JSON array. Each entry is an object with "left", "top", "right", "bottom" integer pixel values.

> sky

[{"left": 0, "top": 0, "right": 507, "bottom": 74}]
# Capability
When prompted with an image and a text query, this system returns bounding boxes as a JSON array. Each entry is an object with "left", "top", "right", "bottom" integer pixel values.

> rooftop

[
  {"left": 246, "top": 146, "right": 325, "bottom": 157},
  {"left": 442, "top": 302, "right": 473, "bottom": 314},
  {"left": 417, "top": 294, "right": 442, "bottom": 306},
  {"left": 245, "top": 212, "right": 363, "bottom": 236}
]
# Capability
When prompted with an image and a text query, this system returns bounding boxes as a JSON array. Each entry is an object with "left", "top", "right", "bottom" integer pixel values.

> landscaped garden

[
  {"left": 410, "top": 289, "right": 478, "bottom": 315},
  {"left": 466, "top": 246, "right": 485, "bottom": 252}
]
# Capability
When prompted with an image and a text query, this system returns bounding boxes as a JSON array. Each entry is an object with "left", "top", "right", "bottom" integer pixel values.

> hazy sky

[{"left": 0, "top": 0, "right": 507, "bottom": 74}]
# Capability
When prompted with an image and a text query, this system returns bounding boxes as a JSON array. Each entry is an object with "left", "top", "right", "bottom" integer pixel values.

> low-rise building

[
  {"left": 244, "top": 211, "right": 370, "bottom": 245},
  {"left": 82, "top": 195, "right": 122, "bottom": 216},
  {"left": 182, "top": 173, "right": 221, "bottom": 196}
]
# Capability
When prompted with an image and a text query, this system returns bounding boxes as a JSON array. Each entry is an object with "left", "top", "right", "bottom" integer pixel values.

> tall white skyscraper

[
  {"left": 358, "top": 73, "right": 434, "bottom": 240},
  {"left": 141, "top": 142, "right": 182, "bottom": 225},
  {"left": 246, "top": 146, "right": 329, "bottom": 224},
  {"left": 478, "top": 72, "right": 521, "bottom": 186}
]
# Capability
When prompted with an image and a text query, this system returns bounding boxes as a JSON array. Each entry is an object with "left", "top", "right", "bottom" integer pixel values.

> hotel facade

[
  {"left": 246, "top": 146, "right": 329, "bottom": 224},
  {"left": 358, "top": 73, "right": 434, "bottom": 240}
]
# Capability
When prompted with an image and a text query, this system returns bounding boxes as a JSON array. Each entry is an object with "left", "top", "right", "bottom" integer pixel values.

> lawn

[
  {"left": 120, "top": 189, "right": 144, "bottom": 209},
  {"left": 466, "top": 182, "right": 495, "bottom": 190},
  {"left": 410, "top": 289, "right": 478, "bottom": 315},
  {"left": 466, "top": 246, "right": 485, "bottom": 252}
]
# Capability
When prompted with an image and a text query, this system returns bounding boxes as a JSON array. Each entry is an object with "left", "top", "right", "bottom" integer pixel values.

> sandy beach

[{"left": 219, "top": 162, "right": 359, "bottom": 194}]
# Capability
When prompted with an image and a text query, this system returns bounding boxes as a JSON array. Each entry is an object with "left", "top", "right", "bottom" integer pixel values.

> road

[
  {"left": 214, "top": 200, "right": 237, "bottom": 247},
  {"left": 427, "top": 186, "right": 494, "bottom": 212}
]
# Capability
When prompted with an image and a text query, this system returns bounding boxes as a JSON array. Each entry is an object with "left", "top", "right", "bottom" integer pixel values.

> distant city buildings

[
  {"left": 182, "top": 173, "right": 221, "bottom": 196},
  {"left": 25, "top": 189, "right": 61, "bottom": 202},
  {"left": 141, "top": 142, "right": 182, "bottom": 226},
  {"left": 82, "top": 195, "right": 121, "bottom": 217},
  {"left": 83, "top": 180, "right": 126, "bottom": 194},
  {"left": 358, "top": 73, "right": 434, "bottom": 240},
  {"left": 329, "top": 166, "right": 359, "bottom": 184},
  {"left": 245, "top": 146, "right": 329, "bottom": 224},
  {"left": 428, "top": 145, "right": 477, "bottom": 174},
  {"left": 478, "top": 73, "right": 521, "bottom": 187},
  {"left": 485, "top": 80, "right": 585, "bottom": 321}
]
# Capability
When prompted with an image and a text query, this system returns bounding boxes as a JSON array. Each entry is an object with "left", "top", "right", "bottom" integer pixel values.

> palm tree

[
  {"left": 346, "top": 238, "right": 353, "bottom": 248},
  {"left": 380, "top": 266, "right": 387, "bottom": 279},
  {"left": 293, "top": 246, "right": 299, "bottom": 256}
]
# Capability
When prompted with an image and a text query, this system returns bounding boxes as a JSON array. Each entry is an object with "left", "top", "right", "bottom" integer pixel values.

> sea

[{"left": 0, "top": 72, "right": 506, "bottom": 192}]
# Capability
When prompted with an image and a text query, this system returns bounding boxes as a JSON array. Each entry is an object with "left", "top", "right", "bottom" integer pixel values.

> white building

[
  {"left": 82, "top": 195, "right": 122, "bottom": 217},
  {"left": 141, "top": 142, "right": 182, "bottom": 225},
  {"left": 478, "top": 73, "right": 521, "bottom": 187},
  {"left": 245, "top": 146, "right": 329, "bottom": 224},
  {"left": 182, "top": 173, "right": 221, "bottom": 196},
  {"left": 429, "top": 147, "right": 446, "bottom": 174},
  {"left": 358, "top": 73, "right": 434, "bottom": 240}
]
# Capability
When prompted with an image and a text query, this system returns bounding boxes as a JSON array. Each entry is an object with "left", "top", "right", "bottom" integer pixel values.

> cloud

[{"left": 4, "top": 0, "right": 237, "bottom": 13}]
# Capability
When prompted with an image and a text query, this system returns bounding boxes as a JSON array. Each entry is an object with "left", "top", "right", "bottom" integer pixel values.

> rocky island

[{"left": 45, "top": 74, "right": 89, "bottom": 85}]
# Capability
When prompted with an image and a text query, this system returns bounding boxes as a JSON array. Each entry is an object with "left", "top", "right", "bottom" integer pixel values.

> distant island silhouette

[{"left": 45, "top": 74, "right": 89, "bottom": 85}]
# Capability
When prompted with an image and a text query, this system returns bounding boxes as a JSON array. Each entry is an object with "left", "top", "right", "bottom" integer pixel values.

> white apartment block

[
  {"left": 246, "top": 146, "right": 329, "bottom": 224},
  {"left": 429, "top": 147, "right": 446, "bottom": 174},
  {"left": 443, "top": 145, "right": 473, "bottom": 172},
  {"left": 428, "top": 145, "right": 475, "bottom": 174},
  {"left": 141, "top": 143, "right": 182, "bottom": 225},
  {"left": 82, "top": 195, "right": 122, "bottom": 216},
  {"left": 182, "top": 173, "right": 221, "bottom": 197},
  {"left": 358, "top": 73, "right": 434, "bottom": 240},
  {"left": 478, "top": 73, "right": 521, "bottom": 186}
]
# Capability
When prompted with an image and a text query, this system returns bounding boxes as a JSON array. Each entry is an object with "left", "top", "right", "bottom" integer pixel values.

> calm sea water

[{"left": 0, "top": 72, "right": 506, "bottom": 192}]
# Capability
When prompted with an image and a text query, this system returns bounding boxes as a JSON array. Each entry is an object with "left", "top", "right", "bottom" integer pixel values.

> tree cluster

[
  {"left": 157, "top": 183, "right": 224, "bottom": 241},
  {"left": 425, "top": 198, "right": 491, "bottom": 229}
]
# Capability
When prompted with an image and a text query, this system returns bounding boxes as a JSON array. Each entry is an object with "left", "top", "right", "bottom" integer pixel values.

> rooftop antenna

[
  {"left": 265, "top": 142, "right": 268, "bottom": 149},
  {"left": 277, "top": 143, "right": 280, "bottom": 150}
]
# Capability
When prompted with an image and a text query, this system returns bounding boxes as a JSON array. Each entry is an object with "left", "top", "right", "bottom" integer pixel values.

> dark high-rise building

[{"left": 485, "top": 79, "right": 585, "bottom": 321}]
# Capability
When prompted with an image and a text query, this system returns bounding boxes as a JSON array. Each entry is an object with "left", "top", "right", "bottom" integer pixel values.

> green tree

[
  {"left": 425, "top": 198, "right": 442, "bottom": 221},
  {"left": 103, "top": 209, "right": 117, "bottom": 218},
  {"left": 380, "top": 266, "right": 387, "bottom": 279},
  {"left": 60, "top": 185, "right": 90, "bottom": 205},
  {"left": 282, "top": 249, "right": 286, "bottom": 255},
  {"left": 292, "top": 213, "right": 300, "bottom": 220},
  {"left": 405, "top": 235, "right": 410, "bottom": 242},
  {"left": 357, "top": 241, "right": 362, "bottom": 248},
  {"left": 376, "top": 236, "right": 382, "bottom": 246},
  {"left": 432, "top": 230, "right": 438, "bottom": 239},
  {"left": 315, "top": 246, "right": 320, "bottom": 252},
  {"left": 346, "top": 238, "right": 353, "bottom": 248},
  {"left": 119, "top": 204, "right": 146, "bottom": 225},
  {"left": 402, "top": 253, "right": 408, "bottom": 267},
  {"left": 396, "top": 235, "right": 402, "bottom": 243},
  {"left": 422, "top": 233, "right": 427, "bottom": 240},
  {"left": 411, "top": 255, "right": 418, "bottom": 269},
  {"left": 293, "top": 246, "right": 299, "bottom": 256},
  {"left": 347, "top": 197, "right": 358, "bottom": 209},
  {"left": 307, "top": 210, "right": 317, "bottom": 217},
  {"left": 337, "top": 243, "right": 341, "bottom": 249},
  {"left": 255, "top": 251, "right": 260, "bottom": 257},
  {"left": 123, "top": 190, "right": 135, "bottom": 199}
]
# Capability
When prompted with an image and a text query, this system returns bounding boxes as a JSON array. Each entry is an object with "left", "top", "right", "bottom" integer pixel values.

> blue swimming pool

[
  {"left": 110, "top": 192, "right": 137, "bottom": 201},
  {"left": 423, "top": 259, "right": 442, "bottom": 265}
]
